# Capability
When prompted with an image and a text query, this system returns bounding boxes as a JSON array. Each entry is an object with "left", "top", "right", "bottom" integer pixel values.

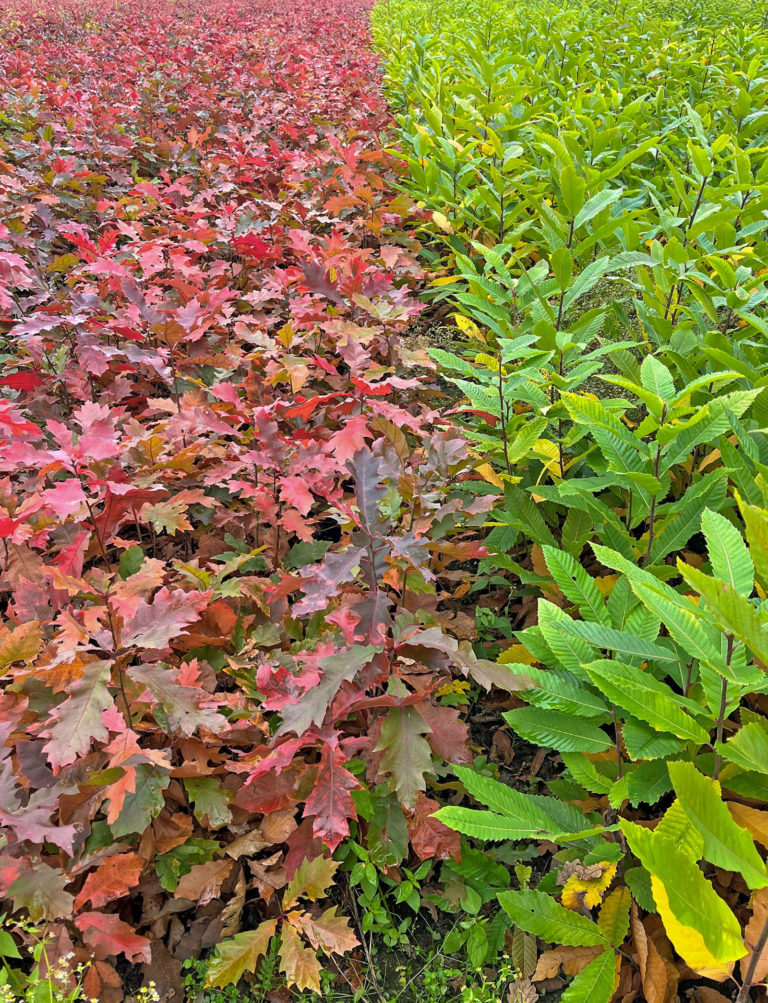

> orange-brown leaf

[
  {"left": 728, "top": 801, "right": 768, "bottom": 849},
  {"left": 279, "top": 920, "right": 322, "bottom": 992},
  {"left": 174, "top": 858, "right": 232, "bottom": 905},
  {"left": 293, "top": 906, "right": 358, "bottom": 956},
  {"left": 741, "top": 887, "right": 768, "bottom": 985},
  {"left": 74, "top": 853, "right": 145, "bottom": 911},
  {"left": 533, "top": 946, "right": 603, "bottom": 980}
]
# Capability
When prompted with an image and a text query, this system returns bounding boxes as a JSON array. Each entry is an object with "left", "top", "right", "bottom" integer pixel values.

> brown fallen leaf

[
  {"left": 220, "top": 866, "right": 246, "bottom": 938},
  {"left": 742, "top": 887, "right": 768, "bottom": 985},
  {"left": 533, "top": 945, "right": 603, "bottom": 980},
  {"left": 642, "top": 933, "right": 672, "bottom": 1003},
  {"left": 224, "top": 828, "right": 272, "bottom": 859},
  {"left": 249, "top": 850, "right": 286, "bottom": 902},
  {"left": 139, "top": 940, "right": 182, "bottom": 1001},
  {"left": 261, "top": 807, "right": 299, "bottom": 843},
  {"left": 686, "top": 989, "right": 733, "bottom": 1003},
  {"left": 490, "top": 728, "right": 515, "bottom": 765},
  {"left": 152, "top": 811, "right": 194, "bottom": 854},
  {"left": 507, "top": 977, "right": 539, "bottom": 1003},
  {"left": 728, "top": 801, "right": 768, "bottom": 849},
  {"left": 174, "top": 858, "right": 232, "bottom": 906}
]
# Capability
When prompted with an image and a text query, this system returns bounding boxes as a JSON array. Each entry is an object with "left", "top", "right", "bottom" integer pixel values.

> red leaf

[
  {"left": 407, "top": 794, "right": 461, "bottom": 862},
  {"left": 0, "top": 372, "right": 43, "bottom": 391},
  {"left": 304, "top": 744, "right": 359, "bottom": 850},
  {"left": 75, "top": 912, "right": 151, "bottom": 963},
  {"left": 121, "top": 587, "right": 211, "bottom": 650},
  {"left": 280, "top": 475, "right": 314, "bottom": 516},
  {"left": 233, "top": 233, "right": 276, "bottom": 260},
  {"left": 330, "top": 415, "right": 370, "bottom": 464},
  {"left": 415, "top": 702, "right": 472, "bottom": 765}
]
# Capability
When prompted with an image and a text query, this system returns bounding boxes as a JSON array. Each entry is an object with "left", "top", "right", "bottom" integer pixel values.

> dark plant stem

[
  {"left": 683, "top": 658, "right": 694, "bottom": 698},
  {"left": 612, "top": 705, "right": 624, "bottom": 779},
  {"left": 713, "top": 634, "right": 734, "bottom": 780},
  {"left": 643, "top": 438, "right": 663, "bottom": 567},
  {"left": 736, "top": 909, "right": 768, "bottom": 1003},
  {"left": 497, "top": 352, "right": 513, "bottom": 478}
]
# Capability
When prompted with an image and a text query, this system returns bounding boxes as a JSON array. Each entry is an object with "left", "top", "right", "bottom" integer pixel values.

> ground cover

[
  {"left": 4, "top": 0, "right": 768, "bottom": 1000},
  {"left": 0, "top": 0, "right": 504, "bottom": 998},
  {"left": 372, "top": 0, "right": 768, "bottom": 999}
]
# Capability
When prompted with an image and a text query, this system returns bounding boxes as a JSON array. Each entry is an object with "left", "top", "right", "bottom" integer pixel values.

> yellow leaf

[
  {"left": 561, "top": 862, "right": 617, "bottom": 910},
  {"left": 0, "top": 621, "right": 41, "bottom": 670},
  {"left": 598, "top": 886, "right": 631, "bottom": 946},
  {"left": 474, "top": 352, "right": 503, "bottom": 373},
  {"left": 453, "top": 313, "right": 483, "bottom": 339},
  {"left": 650, "top": 877, "right": 735, "bottom": 981},
  {"left": 277, "top": 322, "right": 294, "bottom": 348},
  {"left": 531, "top": 438, "right": 562, "bottom": 476},
  {"left": 497, "top": 644, "right": 537, "bottom": 666},
  {"left": 432, "top": 211, "right": 454, "bottom": 233},
  {"left": 595, "top": 574, "right": 619, "bottom": 597},
  {"left": 475, "top": 462, "right": 504, "bottom": 489},
  {"left": 431, "top": 275, "right": 460, "bottom": 286},
  {"left": 205, "top": 919, "right": 278, "bottom": 988},
  {"left": 46, "top": 253, "right": 80, "bottom": 274}
]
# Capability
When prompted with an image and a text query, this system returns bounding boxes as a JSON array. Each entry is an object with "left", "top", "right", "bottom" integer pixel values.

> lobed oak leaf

[
  {"left": 224, "top": 830, "right": 273, "bottom": 860},
  {"left": 9, "top": 862, "right": 75, "bottom": 921},
  {"left": 279, "top": 475, "right": 314, "bottom": 516},
  {"left": 205, "top": 919, "right": 278, "bottom": 988},
  {"left": 293, "top": 906, "right": 358, "bottom": 955},
  {"left": 128, "top": 662, "right": 227, "bottom": 736},
  {"left": 139, "top": 498, "right": 192, "bottom": 535},
  {"left": 174, "top": 858, "right": 233, "bottom": 906},
  {"left": 330, "top": 416, "right": 370, "bottom": 465},
  {"left": 74, "top": 852, "right": 146, "bottom": 911},
  {"left": 41, "top": 478, "right": 88, "bottom": 520},
  {"left": 0, "top": 371, "right": 43, "bottom": 391},
  {"left": 299, "top": 262, "right": 344, "bottom": 306},
  {"left": 43, "top": 660, "right": 113, "bottom": 768},
  {"left": 0, "top": 620, "right": 41, "bottom": 669},
  {"left": 186, "top": 776, "right": 233, "bottom": 829},
  {"left": 276, "top": 644, "right": 380, "bottom": 736},
  {"left": 110, "top": 763, "right": 170, "bottom": 837},
  {"left": 233, "top": 233, "right": 274, "bottom": 260},
  {"left": 407, "top": 793, "right": 461, "bottom": 862},
  {"left": 415, "top": 702, "right": 472, "bottom": 765},
  {"left": 261, "top": 808, "right": 299, "bottom": 844},
  {"left": 304, "top": 744, "right": 359, "bottom": 851},
  {"left": 376, "top": 705, "right": 433, "bottom": 808},
  {"left": 0, "top": 775, "right": 77, "bottom": 853},
  {"left": 292, "top": 548, "right": 365, "bottom": 618},
  {"left": 75, "top": 911, "right": 151, "bottom": 964},
  {"left": 279, "top": 920, "right": 322, "bottom": 993},
  {"left": 121, "top": 587, "right": 211, "bottom": 650},
  {"left": 283, "top": 855, "right": 338, "bottom": 911}
]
